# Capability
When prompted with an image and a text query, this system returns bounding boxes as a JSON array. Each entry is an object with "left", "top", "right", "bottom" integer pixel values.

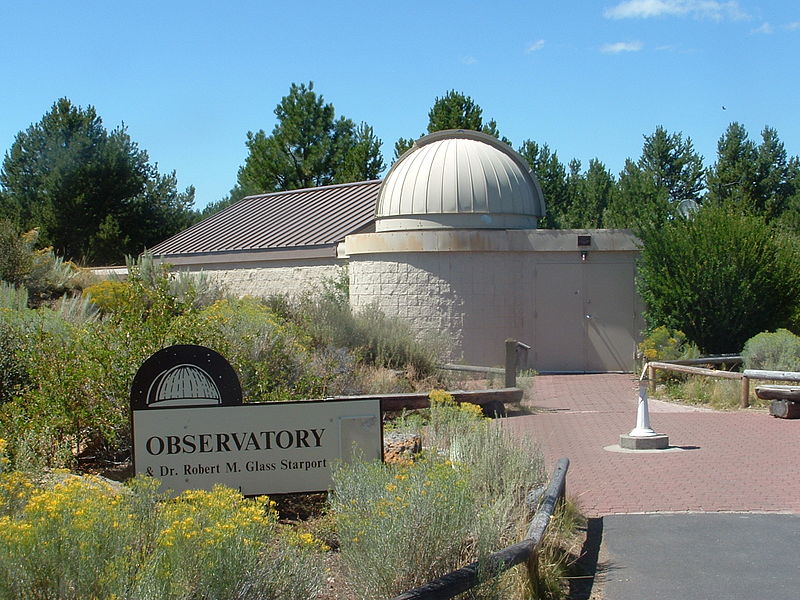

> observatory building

[{"left": 149, "top": 130, "right": 642, "bottom": 372}]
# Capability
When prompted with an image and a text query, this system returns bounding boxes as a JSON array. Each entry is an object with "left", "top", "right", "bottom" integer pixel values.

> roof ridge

[{"left": 243, "top": 178, "right": 382, "bottom": 201}]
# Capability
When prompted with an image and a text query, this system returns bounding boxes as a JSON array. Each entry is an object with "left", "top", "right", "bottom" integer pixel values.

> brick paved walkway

[{"left": 504, "top": 374, "right": 800, "bottom": 517}]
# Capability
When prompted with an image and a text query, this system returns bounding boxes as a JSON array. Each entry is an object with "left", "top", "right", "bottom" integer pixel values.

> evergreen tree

[
  {"left": 0, "top": 98, "right": 194, "bottom": 265},
  {"left": 235, "top": 82, "right": 380, "bottom": 195},
  {"left": 518, "top": 140, "right": 567, "bottom": 228},
  {"left": 705, "top": 122, "right": 758, "bottom": 207},
  {"left": 639, "top": 126, "right": 704, "bottom": 204},
  {"left": 570, "top": 159, "right": 615, "bottom": 228},
  {"left": 638, "top": 203, "right": 800, "bottom": 354},
  {"left": 604, "top": 160, "right": 671, "bottom": 232},
  {"left": 604, "top": 127, "right": 701, "bottom": 232},
  {"left": 427, "top": 90, "right": 489, "bottom": 133},
  {"left": 752, "top": 126, "right": 795, "bottom": 220},
  {"left": 393, "top": 137, "right": 416, "bottom": 161},
  {"left": 393, "top": 90, "right": 507, "bottom": 163},
  {"left": 564, "top": 159, "right": 585, "bottom": 227},
  {"left": 706, "top": 123, "right": 797, "bottom": 221},
  {"left": 335, "top": 123, "right": 385, "bottom": 183},
  {"left": 776, "top": 157, "right": 800, "bottom": 231}
]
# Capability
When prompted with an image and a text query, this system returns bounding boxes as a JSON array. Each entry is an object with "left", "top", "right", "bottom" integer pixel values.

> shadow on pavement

[{"left": 569, "top": 517, "right": 604, "bottom": 600}]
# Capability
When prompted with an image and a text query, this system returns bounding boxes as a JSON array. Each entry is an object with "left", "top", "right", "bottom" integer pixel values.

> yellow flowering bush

[
  {"left": 428, "top": 388, "right": 456, "bottom": 407},
  {"left": 639, "top": 326, "right": 699, "bottom": 362},
  {"left": 425, "top": 389, "right": 488, "bottom": 451},
  {"left": 458, "top": 401, "right": 487, "bottom": 420},
  {"left": 0, "top": 439, "right": 8, "bottom": 473},
  {"left": 0, "top": 473, "right": 146, "bottom": 599},
  {"left": 82, "top": 279, "right": 131, "bottom": 314},
  {"left": 0, "top": 474, "right": 324, "bottom": 600}
]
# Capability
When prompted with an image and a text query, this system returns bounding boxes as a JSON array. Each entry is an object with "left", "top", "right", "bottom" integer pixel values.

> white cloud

[
  {"left": 786, "top": 22, "right": 800, "bottom": 31},
  {"left": 462, "top": 55, "right": 477, "bottom": 65},
  {"left": 604, "top": 0, "right": 748, "bottom": 21},
  {"left": 751, "top": 22, "right": 773, "bottom": 34},
  {"left": 601, "top": 41, "right": 644, "bottom": 53},
  {"left": 526, "top": 39, "right": 545, "bottom": 53}
]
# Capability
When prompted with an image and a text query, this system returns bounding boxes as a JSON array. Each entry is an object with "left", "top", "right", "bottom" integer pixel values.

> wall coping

[{"left": 344, "top": 228, "right": 640, "bottom": 256}]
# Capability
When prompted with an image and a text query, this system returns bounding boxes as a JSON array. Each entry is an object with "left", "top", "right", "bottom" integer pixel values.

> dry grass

[{"left": 660, "top": 376, "right": 769, "bottom": 410}]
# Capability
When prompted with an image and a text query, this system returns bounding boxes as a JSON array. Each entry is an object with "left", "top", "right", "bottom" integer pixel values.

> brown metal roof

[{"left": 149, "top": 180, "right": 381, "bottom": 257}]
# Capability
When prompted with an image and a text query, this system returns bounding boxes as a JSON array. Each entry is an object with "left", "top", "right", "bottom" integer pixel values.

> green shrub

[
  {"left": 742, "top": 329, "right": 800, "bottom": 371},
  {"left": 638, "top": 203, "right": 800, "bottom": 354},
  {"left": 662, "top": 376, "right": 764, "bottom": 410},
  {"left": 331, "top": 456, "right": 497, "bottom": 599},
  {"left": 0, "top": 283, "right": 28, "bottom": 312},
  {"left": 332, "top": 403, "right": 544, "bottom": 599},
  {"left": 0, "top": 319, "right": 30, "bottom": 405},
  {"left": 0, "top": 224, "right": 88, "bottom": 304},
  {"left": 179, "top": 297, "right": 325, "bottom": 402},
  {"left": 0, "top": 315, "right": 122, "bottom": 469},
  {"left": 0, "top": 220, "right": 33, "bottom": 286},
  {"left": 300, "top": 296, "right": 443, "bottom": 378}
]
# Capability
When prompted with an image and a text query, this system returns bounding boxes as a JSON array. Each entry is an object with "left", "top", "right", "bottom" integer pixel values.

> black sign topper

[{"left": 130, "top": 345, "right": 242, "bottom": 411}]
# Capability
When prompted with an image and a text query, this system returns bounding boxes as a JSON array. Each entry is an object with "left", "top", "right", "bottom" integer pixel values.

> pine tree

[
  {"left": 518, "top": 140, "right": 567, "bottom": 228},
  {"left": 427, "top": 90, "right": 486, "bottom": 132},
  {"left": 705, "top": 122, "right": 758, "bottom": 206},
  {"left": 639, "top": 126, "right": 704, "bottom": 204},
  {"left": 571, "top": 159, "right": 615, "bottom": 228},
  {"left": 0, "top": 98, "right": 195, "bottom": 265},
  {"left": 604, "top": 160, "right": 670, "bottom": 231},
  {"left": 393, "top": 90, "right": 506, "bottom": 163},
  {"left": 335, "top": 123, "right": 385, "bottom": 183},
  {"left": 235, "top": 82, "right": 381, "bottom": 194}
]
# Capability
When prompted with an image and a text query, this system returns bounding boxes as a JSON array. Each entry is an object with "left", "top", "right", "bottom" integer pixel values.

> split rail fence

[
  {"left": 388, "top": 457, "right": 570, "bottom": 600},
  {"left": 645, "top": 356, "right": 800, "bottom": 408}
]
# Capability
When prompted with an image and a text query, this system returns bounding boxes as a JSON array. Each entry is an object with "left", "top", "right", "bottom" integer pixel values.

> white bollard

[{"left": 628, "top": 380, "right": 658, "bottom": 437}]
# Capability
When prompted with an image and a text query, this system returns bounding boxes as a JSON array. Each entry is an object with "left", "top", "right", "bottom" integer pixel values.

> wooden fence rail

[
  {"left": 644, "top": 357, "right": 800, "bottom": 409},
  {"left": 440, "top": 339, "right": 531, "bottom": 388},
  {"left": 388, "top": 457, "right": 570, "bottom": 600},
  {"left": 646, "top": 359, "right": 750, "bottom": 408},
  {"left": 743, "top": 369, "right": 800, "bottom": 383}
]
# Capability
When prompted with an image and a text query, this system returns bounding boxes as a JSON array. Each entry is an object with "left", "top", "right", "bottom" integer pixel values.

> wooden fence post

[
  {"left": 740, "top": 375, "right": 750, "bottom": 409},
  {"left": 526, "top": 547, "right": 540, "bottom": 598},
  {"left": 505, "top": 339, "right": 517, "bottom": 388},
  {"left": 647, "top": 364, "right": 656, "bottom": 394}
]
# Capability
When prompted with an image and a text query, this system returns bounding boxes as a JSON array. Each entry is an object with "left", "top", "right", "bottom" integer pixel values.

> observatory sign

[{"left": 131, "top": 345, "right": 381, "bottom": 495}]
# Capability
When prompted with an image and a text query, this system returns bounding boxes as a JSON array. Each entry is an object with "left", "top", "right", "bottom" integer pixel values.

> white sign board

[{"left": 133, "top": 399, "right": 382, "bottom": 495}]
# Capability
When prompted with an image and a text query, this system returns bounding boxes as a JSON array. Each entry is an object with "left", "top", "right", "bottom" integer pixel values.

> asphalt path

[{"left": 599, "top": 513, "right": 800, "bottom": 600}]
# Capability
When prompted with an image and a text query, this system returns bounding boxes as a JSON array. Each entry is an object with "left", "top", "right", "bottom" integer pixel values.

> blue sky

[{"left": 1, "top": 1, "right": 798, "bottom": 210}]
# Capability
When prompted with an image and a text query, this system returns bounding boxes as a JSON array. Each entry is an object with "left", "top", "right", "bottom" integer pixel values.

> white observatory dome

[{"left": 376, "top": 129, "right": 546, "bottom": 232}]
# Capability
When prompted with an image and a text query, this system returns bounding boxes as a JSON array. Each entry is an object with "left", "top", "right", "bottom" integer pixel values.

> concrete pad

[
  {"left": 619, "top": 433, "right": 669, "bottom": 450},
  {"left": 604, "top": 444, "right": 686, "bottom": 454}
]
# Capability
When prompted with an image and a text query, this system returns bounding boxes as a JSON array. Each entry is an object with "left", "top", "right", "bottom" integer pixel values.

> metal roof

[{"left": 149, "top": 180, "right": 381, "bottom": 257}]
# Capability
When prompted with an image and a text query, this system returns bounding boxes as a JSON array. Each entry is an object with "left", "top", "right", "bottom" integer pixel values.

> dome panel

[{"left": 376, "top": 130, "right": 545, "bottom": 231}]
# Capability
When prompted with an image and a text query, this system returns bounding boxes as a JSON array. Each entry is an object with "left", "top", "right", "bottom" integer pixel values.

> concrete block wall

[
  {"left": 349, "top": 253, "right": 527, "bottom": 366},
  {"left": 202, "top": 260, "right": 344, "bottom": 299}
]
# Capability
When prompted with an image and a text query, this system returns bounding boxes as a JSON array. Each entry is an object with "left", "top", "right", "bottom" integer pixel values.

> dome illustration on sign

[{"left": 146, "top": 364, "right": 222, "bottom": 407}]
